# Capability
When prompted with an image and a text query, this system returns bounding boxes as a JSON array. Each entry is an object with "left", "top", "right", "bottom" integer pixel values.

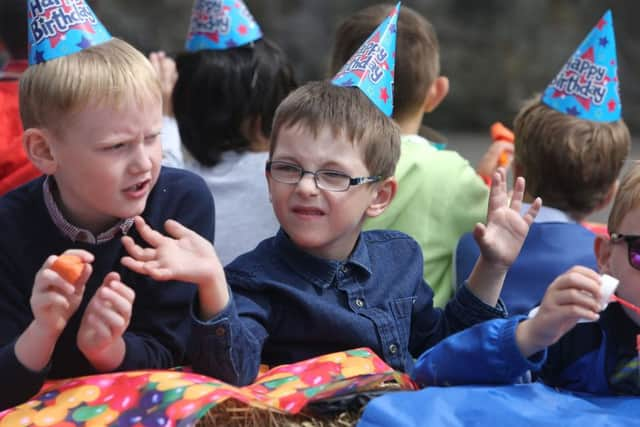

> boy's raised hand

[
  {"left": 121, "top": 216, "right": 229, "bottom": 319},
  {"left": 121, "top": 216, "right": 220, "bottom": 284},
  {"left": 466, "top": 168, "right": 541, "bottom": 306},
  {"left": 474, "top": 168, "right": 541, "bottom": 270},
  {"left": 31, "top": 249, "right": 93, "bottom": 335},
  {"left": 77, "top": 272, "right": 135, "bottom": 371},
  {"left": 516, "top": 266, "right": 602, "bottom": 357}
]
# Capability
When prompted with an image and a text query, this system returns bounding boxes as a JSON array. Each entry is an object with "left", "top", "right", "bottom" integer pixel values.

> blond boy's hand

[
  {"left": 473, "top": 167, "right": 541, "bottom": 270},
  {"left": 121, "top": 216, "right": 229, "bottom": 319},
  {"left": 515, "top": 266, "right": 601, "bottom": 357},
  {"left": 77, "top": 272, "right": 135, "bottom": 371},
  {"left": 31, "top": 249, "right": 93, "bottom": 336}
]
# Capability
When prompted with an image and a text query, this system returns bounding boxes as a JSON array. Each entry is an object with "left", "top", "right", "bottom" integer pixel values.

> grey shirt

[{"left": 186, "top": 151, "right": 279, "bottom": 265}]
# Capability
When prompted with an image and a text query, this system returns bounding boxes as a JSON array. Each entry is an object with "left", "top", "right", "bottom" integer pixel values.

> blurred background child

[
  {"left": 329, "top": 3, "right": 512, "bottom": 306},
  {"left": 170, "top": 0, "right": 298, "bottom": 265},
  {"left": 455, "top": 10, "right": 630, "bottom": 315}
]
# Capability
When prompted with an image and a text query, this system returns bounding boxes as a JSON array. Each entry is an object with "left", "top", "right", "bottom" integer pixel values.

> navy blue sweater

[{"left": 0, "top": 167, "right": 214, "bottom": 410}]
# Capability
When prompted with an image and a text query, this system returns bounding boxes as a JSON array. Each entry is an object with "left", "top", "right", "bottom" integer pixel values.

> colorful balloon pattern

[{"left": 0, "top": 348, "right": 416, "bottom": 426}]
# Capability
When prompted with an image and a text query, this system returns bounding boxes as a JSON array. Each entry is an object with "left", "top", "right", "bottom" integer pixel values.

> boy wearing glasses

[
  {"left": 121, "top": 81, "right": 540, "bottom": 385},
  {"left": 413, "top": 165, "right": 640, "bottom": 395}
]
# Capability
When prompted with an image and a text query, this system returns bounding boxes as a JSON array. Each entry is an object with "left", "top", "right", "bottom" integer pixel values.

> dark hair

[
  {"left": 514, "top": 95, "right": 630, "bottom": 219},
  {"left": 271, "top": 81, "right": 401, "bottom": 179},
  {"left": 330, "top": 4, "right": 439, "bottom": 123},
  {"left": 0, "top": 0, "right": 28, "bottom": 59},
  {"left": 173, "top": 38, "right": 297, "bottom": 166}
]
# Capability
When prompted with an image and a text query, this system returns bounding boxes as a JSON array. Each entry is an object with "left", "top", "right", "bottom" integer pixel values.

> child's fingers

[
  {"left": 521, "top": 197, "right": 542, "bottom": 226},
  {"left": 164, "top": 219, "right": 196, "bottom": 240},
  {"left": 133, "top": 216, "right": 167, "bottom": 247},
  {"left": 120, "top": 256, "right": 148, "bottom": 274},
  {"left": 121, "top": 235, "right": 158, "bottom": 261},
  {"left": 107, "top": 279, "right": 135, "bottom": 304},
  {"left": 509, "top": 176, "right": 526, "bottom": 213},
  {"left": 61, "top": 249, "right": 95, "bottom": 263},
  {"left": 40, "top": 269, "right": 76, "bottom": 296},
  {"left": 84, "top": 313, "right": 112, "bottom": 341},
  {"left": 99, "top": 283, "right": 134, "bottom": 316}
]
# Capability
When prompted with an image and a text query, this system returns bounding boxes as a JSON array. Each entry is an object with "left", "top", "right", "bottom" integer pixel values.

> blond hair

[
  {"left": 270, "top": 81, "right": 401, "bottom": 179},
  {"left": 514, "top": 95, "right": 630, "bottom": 220},
  {"left": 608, "top": 165, "right": 640, "bottom": 233},
  {"left": 20, "top": 38, "right": 161, "bottom": 131}
]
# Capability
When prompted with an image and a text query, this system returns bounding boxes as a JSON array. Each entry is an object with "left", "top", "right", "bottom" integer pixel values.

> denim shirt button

[
  {"left": 355, "top": 298, "right": 364, "bottom": 308},
  {"left": 215, "top": 327, "right": 226, "bottom": 337},
  {"left": 389, "top": 344, "right": 398, "bottom": 354},
  {"left": 341, "top": 265, "right": 350, "bottom": 274}
]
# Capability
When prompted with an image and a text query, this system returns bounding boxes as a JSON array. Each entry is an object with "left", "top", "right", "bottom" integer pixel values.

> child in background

[
  {"left": 454, "top": 10, "right": 630, "bottom": 316},
  {"left": 415, "top": 163, "right": 640, "bottom": 395},
  {"left": 170, "top": 0, "right": 298, "bottom": 265},
  {"left": 0, "top": 0, "right": 41, "bottom": 195},
  {"left": 0, "top": 1, "right": 214, "bottom": 410},
  {"left": 122, "top": 6, "right": 540, "bottom": 386},
  {"left": 329, "top": 4, "right": 513, "bottom": 307}
]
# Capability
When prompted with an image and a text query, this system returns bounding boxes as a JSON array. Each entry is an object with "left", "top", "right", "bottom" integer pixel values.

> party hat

[
  {"left": 331, "top": 2, "right": 400, "bottom": 117},
  {"left": 542, "top": 10, "right": 621, "bottom": 122},
  {"left": 186, "top": 0, "right": 263, "bottom": 51},
  {"left": 27, "top": 0, "right": 112, "bottom": 65}
]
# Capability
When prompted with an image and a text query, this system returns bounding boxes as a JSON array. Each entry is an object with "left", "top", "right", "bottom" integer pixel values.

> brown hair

[
  {"left": 514, "top": 95, "right": 630, "bottom": 220},
  {"left": 20, "top": 38, "right": 161, "bottom": 132},
  {"left": 270, "top": 81, "right": 401, "bottom": 179},
  {"left": 329, "top": 4, "right": 439, "bottom": 123},
  {"left": 608, "top": 164, "right": 640, "bottom": 233}
]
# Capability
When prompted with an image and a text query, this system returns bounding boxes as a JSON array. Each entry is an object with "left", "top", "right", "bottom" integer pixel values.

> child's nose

[
  {"left": 130, "top": 141, "right": 153, "bottom": 172},
  {"left": 296, "top": 172, "right": 319, "bottom": 195}
]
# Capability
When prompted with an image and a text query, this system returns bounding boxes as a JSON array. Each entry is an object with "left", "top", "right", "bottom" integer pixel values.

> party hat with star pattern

[
  {"left": 185, "top": 0, "right": 263, "bottom": 51},
  {"left": 27, "top": 0, "right": 112, "bottom": 65},
  {"left": 542, "top": 10, "right": 621, "bottom": 122},
  {"left": 331, "top": 2, "right": 400, "bottom": 117}
]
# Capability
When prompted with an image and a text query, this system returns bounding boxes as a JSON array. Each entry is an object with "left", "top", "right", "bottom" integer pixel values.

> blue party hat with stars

[
  {"left": 542, "top": 10, "right": 621, "bottom": 122},
  {"left": 331, "top": 2, "right": 400, "bottom": 117},
  {"left": 186, "top": 0, "right": 263, "bottom": 51},
  {"left": 27, "top": 0, "right": 112, "bottom": 65}
]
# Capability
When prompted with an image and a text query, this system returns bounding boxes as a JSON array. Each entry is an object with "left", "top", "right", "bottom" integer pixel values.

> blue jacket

[
  {"left": 455, "top": 222, "right": 597, "bottom": 315},
  {"left": 413, "top": 303, "right": 640, "bottom": 395},
  {"left": 189, "top": 229, "right": 507, "bottom": 385}
]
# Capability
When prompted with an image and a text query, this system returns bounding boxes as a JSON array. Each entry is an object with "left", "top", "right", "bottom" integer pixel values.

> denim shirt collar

[{"left": 274, "top": 228, "right": 373, "bottom": 289}]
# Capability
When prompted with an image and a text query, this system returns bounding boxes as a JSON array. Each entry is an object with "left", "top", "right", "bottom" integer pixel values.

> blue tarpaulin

[{"left": 357, "top": 383, "right": 640, "bottom": 427}]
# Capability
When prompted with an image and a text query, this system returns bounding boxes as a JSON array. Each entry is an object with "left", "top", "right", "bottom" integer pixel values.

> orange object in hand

[
  {"left": 51, "top": 254, "right": 85, "bottom": 284},
  {"left": 490, "top": 122, "right": 515, "bottom": 167}
]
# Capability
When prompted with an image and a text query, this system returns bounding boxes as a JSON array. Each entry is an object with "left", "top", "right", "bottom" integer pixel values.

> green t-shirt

[{"left": 364, "top": 134, "right": 489, "bottom": 307}]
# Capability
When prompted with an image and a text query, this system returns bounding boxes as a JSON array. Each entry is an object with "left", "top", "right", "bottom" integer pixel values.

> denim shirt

[{"left": 189, "top": 229, "right": 506, "bottom": 385}]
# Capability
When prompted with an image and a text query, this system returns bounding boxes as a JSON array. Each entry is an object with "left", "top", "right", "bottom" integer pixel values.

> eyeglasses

[
  {"left": 266, "top": 160, "right": 381, "bottom": 192},
  {"left": 610, "top": 233, "right": 640, "bottom": 270}
]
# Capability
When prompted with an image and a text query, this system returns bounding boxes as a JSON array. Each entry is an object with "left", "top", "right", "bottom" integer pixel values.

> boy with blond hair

[
  {"left": 0, "top": 2, "right": 214, "bottom": 410},
  {"left": 329, "top": 4, "right": 511, "bottom": 307}
]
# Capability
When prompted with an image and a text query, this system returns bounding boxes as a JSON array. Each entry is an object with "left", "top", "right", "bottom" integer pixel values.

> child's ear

[
  {"left": 23, "top": 128, "right": 57, "bottom": 175},
  {"left": 423, "top": 76, "right": 449, "bottom": 113},
  {"left": 594, "top": 234, "right": 613, "bottom": 273},
  {"left": 366, "top": 177, "right": 397, "bottom": 218}
]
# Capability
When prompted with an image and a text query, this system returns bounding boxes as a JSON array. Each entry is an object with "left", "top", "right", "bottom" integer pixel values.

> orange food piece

[
  {"left": 51, "top": 254, "right": 84, "bottom": 284},
  {"left": 490, "top": 122, "right": 515, "bottom": 143}
]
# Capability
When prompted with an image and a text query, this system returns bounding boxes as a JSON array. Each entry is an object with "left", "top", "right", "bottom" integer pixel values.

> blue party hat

[
  {"left": 27, "top": 0, "right": 112, "bottom": 65},
  {"left": 331, "top": 2, "right": 400, "bottom": 117},
  {"left": 542, "top": 10, "right": 621, "bottom": 122},
  {"left": 186, "top": 0, "right": 263, "bottom": 51}
]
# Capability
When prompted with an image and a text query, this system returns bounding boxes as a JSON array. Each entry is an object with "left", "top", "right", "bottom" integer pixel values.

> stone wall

[{"left": 91, "top": 0, "right": 638, "bottom": 132}]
